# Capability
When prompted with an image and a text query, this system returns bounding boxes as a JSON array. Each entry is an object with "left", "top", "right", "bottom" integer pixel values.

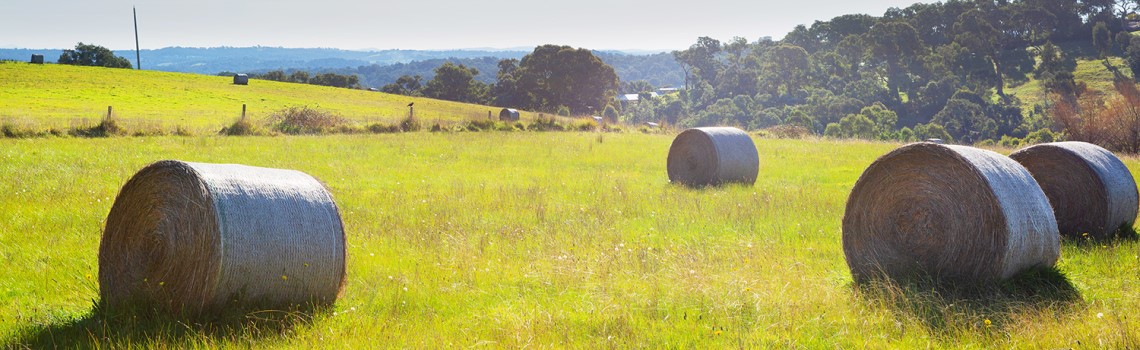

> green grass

[
  {"left": 0, "top": 62, "right": 537, "bottom": 133},
  {"left": 1, "top": 134, "right": 1138, "bottom": 347}
]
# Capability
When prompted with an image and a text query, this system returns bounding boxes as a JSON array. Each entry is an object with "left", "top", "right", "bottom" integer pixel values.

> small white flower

[{"left": 1097, "top": 312, "right": 1104, "bottom": 319}]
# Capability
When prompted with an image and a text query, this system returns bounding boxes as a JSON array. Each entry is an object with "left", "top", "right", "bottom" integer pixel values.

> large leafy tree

[
  {"left": 954, "top": 9, "right": 1010, "bottom": 98},
  {"left": 672, "top": 37, "right": 724, "bottom": 89},
  {"left": 867, "top": 21, "right": 924, "bottom": 104},
  {"left": 380, "top": 75, "right": 423, "bottom": 96},
  {"left": 510, "top": 45, "right": 619, "bottom": 114},
  {"left": 932, "top": 98, "right": 996, "bottom": 143},
  {"left": 492, "top": 59, "right": 521, "bottom": 107},
  {"left": 57, "top": 42, "right": 132, "bottom": 69},
  {"left": 423, "top": 62, "right": 487, "bottom": 104},
  {"left": 760, "top": 44, "right": 811, "bottom": 97}
]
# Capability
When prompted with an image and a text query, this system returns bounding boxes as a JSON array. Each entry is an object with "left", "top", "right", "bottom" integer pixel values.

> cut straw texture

[
  {"left": 1010, "top": 141, "right": 1139, "bottom": 239},
  {"left": 667, "top": 127, "right": 759, "bottom": 187},
  {"left": 99, "top": 160, "right": 346, "bottom": 314},
  {"left": 843, "top": 143, "right": 1060, "bottom": 283}
]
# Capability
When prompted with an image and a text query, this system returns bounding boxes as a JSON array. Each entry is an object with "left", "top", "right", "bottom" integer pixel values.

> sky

[{"left": 1, "top": 0, "right": 925, "bottom": 51}]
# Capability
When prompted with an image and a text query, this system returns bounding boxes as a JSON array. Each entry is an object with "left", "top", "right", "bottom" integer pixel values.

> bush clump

[
  {"left": 527, "top": 115, "right": 565, "bottom": 131},
  {"left": 267, "top": 106, "right": 349, "bottom": 135},
  {"left": 71, "top": 115, "right": 126, "bottom": 137},
  {"left": 400, "top": 115, "right": 422, "bottom": 132},
  {"left": 220, "top": 118, "right": 263, "bottom": 136},
  {"left": 368, "top": 123, "right": 401, "bottom": 133}
]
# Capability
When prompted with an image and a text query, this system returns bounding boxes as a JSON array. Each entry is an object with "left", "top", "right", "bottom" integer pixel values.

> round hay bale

[
  {"left": 1010, "top": 141, "right": 1138, "bottom": 239},
  {"left": 99, "top": 160, "right": 346, "bottom": 314},
  {"left": 842, "top": 143, "right": 1060, "bottom": 283},
  {"left": 667, "top": 127, "right": 759, "bottom": 187}
]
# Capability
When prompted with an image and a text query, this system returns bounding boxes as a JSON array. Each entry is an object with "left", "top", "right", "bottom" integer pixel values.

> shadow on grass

[
  {"left": 852, "top": 267, "right": 1081, "bottom": 337},
  {"left": 1063, "top": 224, "right": 1139, "bottom": 247},
  {"left": 4, "top": 300, "right": 329, "bottom": 348}
]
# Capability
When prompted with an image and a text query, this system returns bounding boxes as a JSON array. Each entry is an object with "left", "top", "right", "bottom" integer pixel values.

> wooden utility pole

[{"left": 133, "top": 7, "right": 141, "bottom": 70}]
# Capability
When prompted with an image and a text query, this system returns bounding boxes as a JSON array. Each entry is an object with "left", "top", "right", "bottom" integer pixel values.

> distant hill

[
  {"left": 314, "top": 52, "right": 685, "bottom": 89},
  {"left": 0, "top": 47, "right": 685, "bottom": 89},
  {"left": 0, "top": 47, "right": 529, "bottom": 75}
]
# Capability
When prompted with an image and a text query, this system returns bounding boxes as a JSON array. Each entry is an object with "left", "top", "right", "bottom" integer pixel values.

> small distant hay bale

[
  {"left": 233, "top": 74, "right": 249, "bottom": 85},
  {"left": 99, "top": 160, "right": 346, "bottom": 314},
  {"left": 667, "top": 127, "right": 759, "bottom": 187},
  {"left": 499, "top": 108, "right": 519, "bottom": 121},
  {"left": 843, "top": 143, "right": 1059, "bottom": 283},
  {"left": 1010, "top": 141, "right": 1139, "bottom": 239},
  {"left": 30, "top": 54, "right": 44, "bottom": 64}
]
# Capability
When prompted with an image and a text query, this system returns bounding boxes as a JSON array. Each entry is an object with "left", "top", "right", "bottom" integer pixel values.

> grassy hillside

[
  {"left": 1007, "top": 56, "right": 1130, "bottom": 108},
  {"left": 0, "top": 62, "right": 534, "bottom": 132},
  {"left": 1006, "top": 37, "right": 1134, "bottom": 109},
  {"left": 1, "top": 134, "right": 1137, "bottom": 348}
]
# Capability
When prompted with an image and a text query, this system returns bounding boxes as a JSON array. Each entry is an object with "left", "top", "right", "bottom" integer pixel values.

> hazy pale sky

[{"left": 2, "top": 0, "right": 923, "bottom": 51}]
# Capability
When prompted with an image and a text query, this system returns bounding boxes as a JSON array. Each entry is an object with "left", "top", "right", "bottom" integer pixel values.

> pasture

[
  {"left": 0, "top": 62, "right": 532, "bottom": 133},
  {"left": 1, "top": 133, "right": 1138, "bottom": 348}
]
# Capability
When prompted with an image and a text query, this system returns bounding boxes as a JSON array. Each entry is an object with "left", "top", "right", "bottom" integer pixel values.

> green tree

[
  {"left": 1093, "top": 21, "right": 1112, "bottom": 59},
  {"left": 931, "top": 98, "right": 996, "bottom": 143},
  {"left": 492, "top": 59, "right": 521, "bottom": 107},
  {"left": 867, "top": 21, "right": 924, "bottom": 103},
  {"left": 1035, "top": 42, "right": 1079, "bottom": 96},
  {"left": 1007, "top": 3, "right": 1057, "bottom": 45},
  {"left": 423, "top": 62, "right": 487, "bottom": 104},
  {"left": 1115, "top": 31, "right": 1133, "bottom": 54},
  {"left": 913, "top": 123, "right": 952, "bottom": 142},
  {"left": 659, "top": 99, "right": 687, "bottom": 124},
  {"left": 954, "top": 10, "right": 1001, "bottom": 96},
  {"left": 694, "top": 98, "right": 745, "bottom": 127},
  {"left": 672, "top": 37, "right": 724, "bottom": 90},
  {"left": 856, "top": 103, "right": 899, "bottom": 139},
  {"left": 833, "top": 113, "right": 876, "bottom": 139},
  {"left": 760, "top": 44, "right": 811, "bottom": 97},
  {"left": 289, "top": 71, "right": 310, "bottom": 84},
  {"left": 622, "top": 80, "right": 655, "bottom": 94},
  {"left": 511, "top": 45, "right": 619, "bottom": 114},
  {"left": 602, "top": 105, "right": 620, "bottom": 122},
  {"left": 57, "top": 42, "right": 132, "bottom": 69},
  {"left": 309, "top": 73, "right": 360, "bottom": 88},
  {"left": 1128, "top": 36, "right": 1140, "bottom": 81},
  {"left": 381, "top": 75, "right": 423, "bottom": 96},
  {"left": 259, "top": 70, "right": 287, "bottom": 82}
]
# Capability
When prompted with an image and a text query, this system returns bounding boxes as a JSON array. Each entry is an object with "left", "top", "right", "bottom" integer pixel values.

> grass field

[
  {"left": 0, "top": 62, "right": 536, "bottom": 133},
  {"left": 1, "top": 133, "right": 1138, "bottom": 348}
]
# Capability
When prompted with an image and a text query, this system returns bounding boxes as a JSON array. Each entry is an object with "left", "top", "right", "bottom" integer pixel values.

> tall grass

[{"left": 0, "top": 134, "right": 1137, "bottom": 348}]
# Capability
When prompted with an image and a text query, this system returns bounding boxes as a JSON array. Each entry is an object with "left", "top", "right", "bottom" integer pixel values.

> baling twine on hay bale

[
  {"left": 667, "top": 127, "right": 759, "bottom": 187},
  {"left": 842, "top": 142, "right": 1060, "bottom": 283},
  {"left": 99, "top": 160, "right": 346, "bottom": 314},
  {"left": 1010, "top": 141, "right": 1139, "bottom": 239}
]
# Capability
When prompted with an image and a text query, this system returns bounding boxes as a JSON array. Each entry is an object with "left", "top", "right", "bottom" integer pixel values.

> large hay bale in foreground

[
  {"left": 667, "top": 127, "right": 759, "bottom": 187},
  {"left": 99, "top": 160, "right": 346, "bottom": 314},
  {"left": 1010, "top": 141, "right": 1138, "bottom": 239},
  {"left": 843, "top": 143, "right": 1059, "bottom": 283}
]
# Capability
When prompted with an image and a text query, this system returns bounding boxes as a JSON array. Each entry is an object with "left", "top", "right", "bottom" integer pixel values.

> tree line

[
  {"left": 371, "top": 0, "right": 1140, "bottom": 150},
  {"left": 241, "top": 70, "right": 362, "bottom": 89},
  {"left": 381, "top": 45, "right": 620, "bottom": 116},
  {"left": 640, "top": 0, "right": 1140, "bottom": 144}
]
